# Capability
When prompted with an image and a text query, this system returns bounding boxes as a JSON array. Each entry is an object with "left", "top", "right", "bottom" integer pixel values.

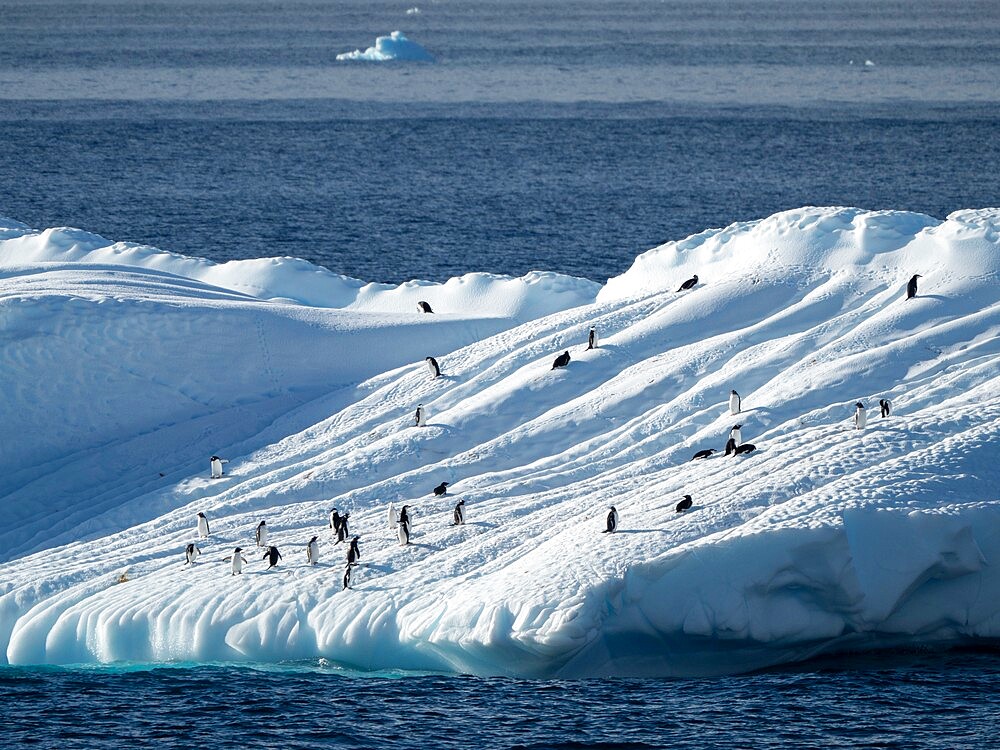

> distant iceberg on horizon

[
  {"left": 336, "top": 30, "right": 434, "bottom": 62},
  {"left": 1, "top": 206, "right": 998, "bottom": 677}
]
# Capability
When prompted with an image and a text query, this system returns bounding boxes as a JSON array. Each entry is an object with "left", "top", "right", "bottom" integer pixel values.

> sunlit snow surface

[
  {"left": 336, "top": 31, "right": 434, "bottom": 62},
  {"left": 1, "top": 207, "right": 998, "bottom": 677}
]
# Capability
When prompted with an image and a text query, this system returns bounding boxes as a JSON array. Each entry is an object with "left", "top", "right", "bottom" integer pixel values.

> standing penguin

[
  {"left": 729, "top": 390, "right": 741, "bottom": 415},
  {"left": 306, "top": 536, "right": 319, "bottom": 565},
  {"left": 729, "top": 424, "right": 743, "bottom": 446},
  {"left": 337, "top": 513, "right": 350, "bottom": 544},
  {"left": 433, "top": 481, "right": 449, "bottom": 496},
  {"left": 425, "top": 356, "right": 441, "bottom": 378},
  {"left": 417, "top": 301, "right": 434, "bottom": 313},
  {"left": 210, "top": 455, "right": 228, "bottom": 479},
  {"left": 453, "top": 498, "right": 466, "bottom": 526},
  {"left": 387, "top": 502, "right": 398, "bottom": 530},
  {"left": 677, "top": 274, "right": 699, "bottom": 292},
  {"left": 347, "top": 536, "right": 361, "bottom": 565},
  {"left": 724, "top": 437, "right": 737, "bottom": 456},
  {"left": 329, "top": 508, "right": 341, "bottom": 531},
  {"left": 854, "top": 402, "right": 867, "bottom": 430},
  {"left": 263, "top": 545, "right": 282, "bottom": 569},
  {"left": 184, "top": 543, "right": 200, "bottom": 565},
  {"left": 602, "top": 506, "right": 619, "bottom": 533},
  {"left": 398, "top": 506, "right": 411, "bottom": 545},
  {"left": 552, "top": 350, "right": 571, "bottom": 369},
  {"left": 196, "top": 512, "right": 210, "bottom": 539},
  {"left": 880, "top": 399, "right": 891, "bottom": 418},
  {"left": 675, "top": 495, "right": 693, "bottom": 512},
  {"left": 414, "top": 404, "right": 426, "bottom": 427},
  {"left": 906, "top": 274, "right": 922, "bottom": 300},
  {"left": 342, "top": 564, "right": 353, "bottom": 590},
  {"left": 587, "top": 327, "right": 598, "bottom": 350},
  {"left": 229, "top": 547, "right": 247, "bottom": 576},
  {"left": 399, "top": 505, "right": 411, "bottom": 528},
  {"left": 255, "top": 521, "right": 269, "bottom": 548}
]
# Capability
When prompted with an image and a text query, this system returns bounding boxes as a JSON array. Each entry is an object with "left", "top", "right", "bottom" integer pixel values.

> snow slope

[{"left": 1, "top": 207, "right": 998, "bottom": 677}]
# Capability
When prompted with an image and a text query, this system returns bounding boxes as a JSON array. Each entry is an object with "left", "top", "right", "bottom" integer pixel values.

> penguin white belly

[
  {"left": 197, "top": 518, "right": 209, "bottom": 538},
  {"left": 258, "top": 528, "right": 269, "bottom": 547},
  {"left": 729, "top": 393, "right": 741, "bottom": 415},
  {"left": 211, "top": 458, "right": 222, "bottom": 477},
  {"left": 731, "top": 427, "right": 742, "bottom": 446},
  {"left": 232, "top": 556, "right": 244, "bottom": 574},
  {"left": 856, "top": 410, "right": 867, "bottom": 429},
  {"left": 397, "top": 522, "right": 409, "bottom": 545},
  {"left": 308, "top": 541, "right": 319, "bottom": 564}
]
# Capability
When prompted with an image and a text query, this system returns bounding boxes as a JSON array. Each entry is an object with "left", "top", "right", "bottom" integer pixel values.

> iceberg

[
  {"left": 336, "top": 31, "right": 434, "bottom": 62},
  {"left": 1, "top": 206, "right": 998, "bottom": 677}
]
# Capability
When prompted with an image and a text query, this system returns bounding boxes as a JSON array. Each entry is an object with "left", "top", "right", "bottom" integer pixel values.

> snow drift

[
  {"left": 1, "top": 206, "right": 998, "bottom": 677},
  {"left": 336, "top": 31, "right": 434, "bottom": 62}
]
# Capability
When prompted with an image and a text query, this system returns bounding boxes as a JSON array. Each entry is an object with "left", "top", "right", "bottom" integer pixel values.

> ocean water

[
  {"left": 1, "top": 0, "right": 999, "bottom": 282},
  {"left": 3, "top": 650, "right": 999, "bottom": 749}
]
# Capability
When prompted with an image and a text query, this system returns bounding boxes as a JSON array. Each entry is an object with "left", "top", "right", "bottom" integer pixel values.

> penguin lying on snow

[
  {"left": 675, "top": 495, "right": 693, "bottom": 513},
  {"left": 733, "top": 443, "right": 756, "bottom": 455},
  {"left": 676, "top": 275, "right": 698, "bottom": 292},
  {"left": 551, "top": 351, "right": 571, "bottom": 369},
  {"left": 433, "top": 481, "right": 449, "bottom": 496},
  {"left": 602, "top": 506, "right": 619, "bottom": 533},
  {"left": 417, "top": 300, "right": 434, "bottom": 313},
  {"left": 691, "top": 448, "right": 716, "bottom": 460}
]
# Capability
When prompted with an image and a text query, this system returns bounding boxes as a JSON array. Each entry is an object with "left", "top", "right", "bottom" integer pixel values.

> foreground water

[{"left": 3, "top": 650, "right": 998, "bottom": 749}]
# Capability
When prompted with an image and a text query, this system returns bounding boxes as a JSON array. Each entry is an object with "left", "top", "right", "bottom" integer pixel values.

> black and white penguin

[
  {"left": 676, "top": 274, "right": 699, "bottom": 292},
  {"left": 602, "top": 506, "right": 619, "bottom": 533},
  {"left": 414, "top": 404, "right": 426, "bottom": 427},
  {"left": 337, "top": 513, "right": 350, "bottom": 544},
  {"left": 552, "top": 350, "right": 571, "bottom": 369},
  {"left": 184, "top": 542, "right": 200, "bottom": 565},
  {"left": 306, "top": 536, "right": 319, "bottom": 565},
  {"left": 196, "top": 512, "right": 210, "bottom": 539},
  {"left": 675, "top": 495, "right": 693, "bottom": 513},
  {"left": 724, "top": 437, "right": 737, "bottom": 456},
  {"left": 347, "top": 536, "right": 361, "bottom": 565},
  {"left": 433, "top": 481, "right": 449, "bottom": 496},
  {"left": 210, "top": 455, "right": 228, "bottom": 479},
  {"left": 399, "top": 505, "right": 410, "bottom": 527},
  {"left": 729, "top": 423, "right": 742, "bottom": 446},
  {"left": 906, "top": 274, "right": 922, "bottom": 300},
  {"left": 734, "top": 443, "right": 756, "bottom": 455},
  {"left": 342, "top": 564, "right": 353, "bottom": 590},
  {"left": 387, "top": 502, "right": 398, "bottom": 530},
  {"left": 880, "top": 399, "right": 891, "bottom": 418},
  {"left": 329, "top": 508, "right": 341, "bottom": 531},
  {"left": 263, "top": 545, "right": 282, "bottom": 569},
  {"left": 453, "top": 498, "right": 465, "bottom": 526},
  {"left": 397, "top": 519, "right": 411, "bottom": 546},
  {"left": 425, "top": 356, "right": 441, "bottom": 378},
  {"left": 255, "top": 520, "right": 269, "bottom": 548},
  {"left": 854, "top": 402, "right": 867, "bottom": 430},
  {"left": 417, "top": 300, "right": 434, "bottom": 314},
  {"left": 229, "top": 547, "right": 247, "bottom": 576},
  {"left": 587, "top": 326, "right": 598, "bottom": 350},
  {"left": 691, "top": 448, "right": 716, "bottom": 460},
  {"left": 729, "top": 390, "right": 741, "bottom": 415}
]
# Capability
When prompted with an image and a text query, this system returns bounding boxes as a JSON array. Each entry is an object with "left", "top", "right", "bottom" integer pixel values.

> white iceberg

[
  {"left": 1, "top": 207, "right": 998, "bottom": 677},
  {"left": 336, "top": 30, "right": 434, "bottom": 62}
]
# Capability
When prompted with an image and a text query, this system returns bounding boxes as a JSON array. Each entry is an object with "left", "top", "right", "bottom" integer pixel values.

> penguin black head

[
  {"left": 234, "top": 546, "right": 242, "bottom": 552},
  {"left": 197, "top": 512, "right": 205, "bottom": 518},
  {"left": 258, "top": 520, "right": 266, "bottom": 527},
  {"left": 353, "top": 535, "right": 360, "bottom": 542},
  {"left": 609, "top": 505, "right": 616, "bottom": 511},
  {"left": 309, "top": 535, "right": 317, "bottom": 543},
  {"left": 732, "top": 423, "right": 742, "bottom": 430},
  {"left": 210, "top": 455, "right": 219, "bottom": 461},
  {"left": 856, "top": 402, "right": 865, "bottom": 408},
  {"left": 731, "top": 389, "right": 738, "bottom": 395}
]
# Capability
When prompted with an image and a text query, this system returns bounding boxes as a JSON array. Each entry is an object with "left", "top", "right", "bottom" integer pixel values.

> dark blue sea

[{"left": 2, "top": 1, "right": 1000, "bottom": 744}]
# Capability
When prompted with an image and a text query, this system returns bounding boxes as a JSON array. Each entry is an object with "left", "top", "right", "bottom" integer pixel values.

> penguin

[
  {"left": 414, "top": 404, "right": 426, "bottom": 427},
  {"left": 552, "top": 350, "right": 571, "bottom": 369},
  {"left": 906, "top": 274, "right": 922, "bottom": 300},
  {"left": 306, "top": 536, "right": 319, "bottom": 565},
  {"left": 675, "top": 495, "right": 693, "bottom": 513},
  {"left": 425, "top": 356, "right": 441, "bottom": 378},
  {"left": 229, "top": 547, "right": 247, "bottom": 576},
  {"left": 854, "top": 402, "right": 867, "bottom": 430},
  {"left": 729, "top": 390, "right": 741, "bottom": 415},
  {"left": 724, "top": 437, "right": 737, "bottom": 456},
  {"left": 587, "top": 326, "right": 598, "bottom": 350},
  {"left": 453, "top": 498, "right": 465, "bottom": 526},
  {"left": 184, "top": 542, "right": 200, "bottom": 565},
  {"left": 387, "top": 502, "right": 398, "bottom": 530},
  {"left": 433, "top": 481, "right": 449, "bottom": 496},
  {"left": 691, "top": 448, "right": 716, "bottom": 460},
  {"left": 880, "top": 399, "right": 891, "bottom": 418},
  {"left": 196, "top": 512, "right": 210, "bottom": 539},
  {"left": 329, "top": 508, "right": 341, "bottom": 531},
  {"left": 397, "top": 519, "right": 411, "bottom": 546},
  {"left": 730, "top": 423, "right": 742, "bottom": 446},
  {"left": 210, "top": 455, "right": 228, "bottom": 479},
  {"left": 347, "top": 536, "right": 361, "bottom": 565},
  {"left": 337, "top": 513, "right": 350, "bottom": 544},
  {"left": 602, "top": 506, "right": 619, "bottom": 533},
  {"left": 399, "top": 505, "right": 410, "bottom": 527},
  {"left": 343, "top": 563, "right": 353, "bottom": 590},
  {"left": 255, "top": 520, "right": 269, "bottom": 548},
  {"left": 734, "top": 443, "right": 756, "bottom": 455},
  {"left": 417, "top": 300, "right": 434, "bottom": 314},
  {"left": 676, "top": 274, "right": 699, "bottom": 292},
  {"left": 263, "top": 545, "right": 282, "bottom": 569}
]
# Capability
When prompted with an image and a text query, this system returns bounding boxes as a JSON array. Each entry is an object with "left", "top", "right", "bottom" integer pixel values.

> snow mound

[
  {"left": 1, "top": 206, "right": 999, "bottom": 677},
  {"left": 336, "top": 31, "right": 434, "bottom": 62}
]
